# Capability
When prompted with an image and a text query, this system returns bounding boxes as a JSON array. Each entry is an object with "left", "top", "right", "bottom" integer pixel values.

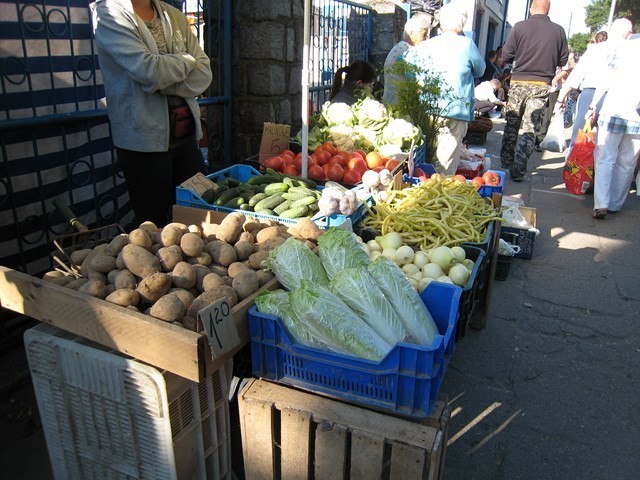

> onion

[
  {"left": 402, "top": 263, "right": 421, "bottom": 276},
  {"left": 462, "top": 259, "right": 475, "bottom": 271},
  {"left": 448, "top": 264, "right": 471, "bottom": 287},
  {"left": 381, "top": 247, "right": 397, "bottom": 261},
  {"left": 451, "top": 246, "right": 466, "bottom": 262},
  {"left": 418, "top": 277, "right": 433, "bottom": 293},
  {"left": 429, "top": 246, "right": 458, "bottom": 272},
  {"left": 395, "top": 245, "right": 415, "bottom": 265},
  {"left": 375, "top": 232, "right": 403, "bottom": 250},
  {"left": 367, "top": 240, "right": 382, "bottom": 252},
  {"left": 408, "top": 277, "right": 419, "bottom": 289},
  {"left": 435, "top": 275, "right": 454, "bottom": 284},
  {"left": 422, "top": 263, "right": 444, "bottom": 279},
  {"left": 412, "top": 251, "right": 429, "bottom": 269},
  {"left": 370, "top": 251, "right": 382, "bottom": 261}
]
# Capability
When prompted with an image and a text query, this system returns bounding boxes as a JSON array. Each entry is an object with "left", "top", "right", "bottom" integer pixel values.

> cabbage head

[
  {"left": 381, "top": 118, "right": 422, "bottom": 151},
  {"left": 322, "top": 101, "right": 357, "bottom": 127},
  {"left": 354, "top": 97, "right": 389, "bottom": 131},
  {"left": 317, "top": 227, "right": 371, "bottom": 280},
  {"left": 263, "top": 237, "right": 329, "bottom": 291}
]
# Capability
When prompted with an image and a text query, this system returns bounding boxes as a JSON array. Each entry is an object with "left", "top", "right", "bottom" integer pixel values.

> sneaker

[{"left": 593, "top": 209, "right": 607, "bottom": 219}]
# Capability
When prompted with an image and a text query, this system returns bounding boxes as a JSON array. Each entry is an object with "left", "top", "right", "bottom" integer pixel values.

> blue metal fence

[
  {"left": 0, "top": 0, "right": 232, "bottom": 275},
  {"left": 308, "top": 0, "right": 372, "bottom": 111}
]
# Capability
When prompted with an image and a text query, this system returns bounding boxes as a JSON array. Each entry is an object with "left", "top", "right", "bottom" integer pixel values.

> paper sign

[
  {"left": 199, "top": 296, "right": 240, "bottom": 359},
  {"left": 259, "top": 122, "right": 291, "bottom": 163},
  {"left": 180, "top": 172, "right": 219, "bottom": 203}
]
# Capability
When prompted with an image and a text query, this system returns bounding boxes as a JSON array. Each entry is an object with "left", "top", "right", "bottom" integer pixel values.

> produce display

[
  {"left": 365, "top": 232, "right": 475, "bottom": 293},
  {"left": 256, "top": 227, "right": 440, "bottom": 362},
  {"left": 362, "top": 175, "right": 502, "bottom": 249},
  {"left": 262, "top": 141, "right": 400, "bottom": 185},
  {"left": 42, "top": 214, "right": 325, "bottom": 329}
]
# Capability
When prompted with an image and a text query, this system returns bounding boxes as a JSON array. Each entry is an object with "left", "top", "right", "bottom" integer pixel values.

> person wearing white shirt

[{"left": 474, "top": 79, "right": 506, "bottom": 114}]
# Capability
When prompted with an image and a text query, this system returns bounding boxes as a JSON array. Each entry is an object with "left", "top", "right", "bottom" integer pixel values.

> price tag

[
  {"left": 198, "top": 296, "right": 240, "bottom": 359},
  {"left": 259, "top": 122, "right": 291, "bottom": 163},
  {"left": 179, "top": 172, "right": 219, "bottom": 202}
]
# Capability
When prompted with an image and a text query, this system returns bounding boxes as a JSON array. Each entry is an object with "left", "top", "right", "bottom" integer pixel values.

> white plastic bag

[{"left": 540, "top": 111, "right": 567, "bottom": 153}]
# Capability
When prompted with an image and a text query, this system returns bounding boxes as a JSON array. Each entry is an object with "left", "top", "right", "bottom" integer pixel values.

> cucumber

[
  {"left": 273, "top": 200, "right": 293, "bottom": 215},
  {"left": 248, "top": 192, "right": 269, "bottom": 207},
  {"left": 279, "top": 205, "right": 309, "bottom": 219},
  {"left": 239, "top": 203, "right": 253, "bottom": 211},
  {"left": 254, "top": 193, "right": 286, "bottom": 211},
  {"left": 247, "top": 174, "right": 281, "bottom": 185},
  {"left": 215, "top": 187, "right": 241, "bottom": 206},
  {"left": 290, "top": 196, "right": 318, "bottom": 208},
  {"left": 223, "top": 196, "right": 245, "bottom": 208},
  {"left": 264, "top": 182, "right": 290, "bottom": 195}
]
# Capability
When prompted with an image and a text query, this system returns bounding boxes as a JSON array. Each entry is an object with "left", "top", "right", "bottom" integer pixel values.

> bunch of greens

[{"left": 317, "top": 227, "right": 371, "bottom": 280}]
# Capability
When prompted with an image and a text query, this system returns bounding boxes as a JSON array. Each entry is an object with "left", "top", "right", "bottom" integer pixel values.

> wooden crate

[
  {"left": 238, "top": 379, "right": 449, "bottom": 480},
  {"left": 0, "top": 206, "right": 279, "bottom": 383}
]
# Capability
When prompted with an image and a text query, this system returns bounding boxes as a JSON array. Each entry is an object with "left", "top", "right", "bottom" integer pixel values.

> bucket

[{"left": 495, "top": 254, "right": 512, "bottom": 281}]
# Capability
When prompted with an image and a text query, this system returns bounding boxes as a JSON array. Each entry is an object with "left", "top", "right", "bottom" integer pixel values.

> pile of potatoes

[{"left": 43, "top": 213, "right": 324, "bottom": 331}]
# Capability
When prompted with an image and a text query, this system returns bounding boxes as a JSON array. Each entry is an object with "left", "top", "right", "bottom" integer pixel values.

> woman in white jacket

[{"left": 91, "top": 0, "right": 212, "bottom": 226}]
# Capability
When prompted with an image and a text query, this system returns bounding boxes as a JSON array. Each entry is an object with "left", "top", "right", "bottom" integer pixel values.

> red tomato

[
  {"left": 354, "top": 150, "right": 367, "bottom": 161},
  {"left": 283, "top": 165, "right": 299, "bottom": 176},
  {"left": 347, "top": 157, "right": 368, "bottom": 175},
  {"left": 308, "top": 164, "right": 326, "bottom": 180},
  {"left": 372, "top": 166, "right": 385, "bottom": 173},
  {"left": 342, "top": 169, "right": 362, "bottom": 185},
  {"left": 414, "top": 167, "right": 426, "bottom": 177},
  {"left": 337, "top": 151, "right": 352, "bottom": 162},
  {"left": 295, "top": 154, "right": 315, "bottom": 173},
  {"left": 384, "top": 158, "right": 400, "bottom": 171},
  {"left": 329, "top": 155, "right": 348, "bottom": 169},
  {"left": 326, "top": 163, "right": 345, "bottom": 182},
  {"left": 470, "top": 176, "right": 485, "bottom": 190},
  {"left": 282, "top": 155, "right": 296, "bottom": 166},
  {"left": 263, "top": 155, "right": 284, "bottom": 171},
  {"left": 315, "top": 150, "right": 332, "bottom": 166},
  {"left": 282, "top": 149, "right": 296, "bottom": 158},
  {"left": 482, "top": 171, "right": 501, "bottom": 186},
  {"left": 454, "top": 174, "right": 468, "bottom": 184},
  {"left": 322, "top": 141, "right": 338, "bottom": 156}
]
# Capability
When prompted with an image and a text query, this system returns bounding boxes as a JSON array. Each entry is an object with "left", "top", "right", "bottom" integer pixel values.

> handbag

[
  {"left": 562, "top": 121, "right": 596, "bottom": 195},
  {"left": 169, "top": 105, "right": 195, "bottom": 139},
  {"left": 539, "top": 110, "right": 567, "bottom": 153}
]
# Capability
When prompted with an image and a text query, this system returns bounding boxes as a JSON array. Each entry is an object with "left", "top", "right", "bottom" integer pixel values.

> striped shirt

[{"left": 599, "top": 114, "right": 640, "bottom": 135}]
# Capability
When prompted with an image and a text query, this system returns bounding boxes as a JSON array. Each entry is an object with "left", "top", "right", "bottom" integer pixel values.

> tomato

[
  {"left": 354, "top": 150, "right": 367, "bottom": 161},
  {"left": 413, "top": 167, "right": 426, "bottom": 178},
  {"left": 314, "top": 150, "right": 332, "bottom": 166},
  {"left": 282, "top": 149, "right": 296, "bottom": 159},
  {"left": 329, "top": 155, "right": 348, "bottom": 169},
  {"left": 470, "top": 176, "right": 485, "bottom": 190},
  {"left": 308, "top": 164, "right": 326, "bottom": 180},
  {"left": 322, "top": 141, "right": 338, "bottom": 156},
  {"left": 365, "top": 151, "right": 384, "bottom": 169},
  {"left": 347, "top": 157, "right": 368, "bottom": 175},
  {"left": 372, "top": 166, "right": 385, "bottom": 173},
  {"left": 453, "top": 174, "right": 468, "bottom": 184},
  {"left": 263, "top": 155, "right": 284, "bottom": 171},
  {"left": 326, "top": 163, "right": 345, "bottom": 182},
  {"left": 283, "top": 165, "right": 299, "bottom": 176},
  {"left": 384, "top": 158, "right": 400, "bottom": 171},
  {"left": 482, "top": 171, "right": 501, "bottom": 186},
  {"left": 337, "top": 151, "right": 352, "bottom": 162},
  {"left": 282, "top": 155, "right": 296, "bottom": 167},
  {"left": 342, "top": 169, "right": 362, "bottom": 185},
  {"left": 295, "top": 154, "right": 315, "bottom": 173}
]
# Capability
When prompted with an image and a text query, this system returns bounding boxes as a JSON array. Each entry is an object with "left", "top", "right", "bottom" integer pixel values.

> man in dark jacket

[{"left": 499, "top": 0, "right": 568, "bottom": 181}]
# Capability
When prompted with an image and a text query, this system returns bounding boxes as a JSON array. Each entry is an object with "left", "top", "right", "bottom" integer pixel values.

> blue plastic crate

[
  {"left": 477, "top": 170, "right": 506, "bottom": 198},
  {"left": 249, "top": 283, "right": 461, "bottom": 418},
  {"left": 175, "top": 164, "right": 369, "bottom": 229}
]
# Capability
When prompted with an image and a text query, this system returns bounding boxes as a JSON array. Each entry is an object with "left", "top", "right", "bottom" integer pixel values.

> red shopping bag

[{"left": 563, "top": 122, "right": 596, "bottom": 195}]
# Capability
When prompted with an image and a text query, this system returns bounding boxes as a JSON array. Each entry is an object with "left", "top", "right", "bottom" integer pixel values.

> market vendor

[{"left": 329, "top": 60, "right": 377, "bottom": 106}]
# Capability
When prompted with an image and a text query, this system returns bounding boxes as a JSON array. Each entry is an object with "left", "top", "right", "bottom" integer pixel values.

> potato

[
  {"left": 216, "top": 212, "right": 245, "bottom": 244},
  {"left": 192, "top": 264, "right": 211, "bottom": 292},
  {"left": 234, "top": 240, "right": 254, "bottom": 261},
  {"left": 150, "top": 244, "right": 162, "bottom": 254},
  {"left": 105, "top": 288, "right": 140, "bottom": 307},
  {"left": 248, "top": 251, "right": 269, "bottom": 270},
  {"left": 255, "top": 226, "right": 282, "bottom": 244},
  {"left": 182, "top": 316, "right": 199, "bottom": 332},
  {"left": 107, "top": 269, "right": 120, "bottom": 284},
  {"left": 66, "top": 277, "right": 89, "bottom": 290},
  {"left": 171, "top": 261, "right": 197, "bottom": 289},
  {"left": 89, "top": 253, "right": 118, "bottom": 273},
  {"left": 122, "top": 244, "right": 162, "bottom": 278},
  {"left": 149, "top": 293, "right": 185, "bottom": 322},
  {"left": 138, "top": 221, "right": 159, "bottom": 234},
  {"left": 187, "top": 286, "right": 238, "bottom": 318},
  {"left": 243, "top": 220, "right": 263, "bottom": 234},
  {"left": 70, "top": 248, "right": 93, "bottom": 266},
  {"left": 180, "top": 232, "right": 205, "bottom": 257},
  {"left": 188, "top": 224, "right": 202, "bottom": 235},
  {"left": 168, "top": 288, "right": 195, "bottom": 311},
  {"left": 232, "top": 270, "right": 260, "bottom": 301},
  {"left": 291, "top": 217, "right": 323, "bottom": 241},
  {"left": 202, "top": 272, "right": 226, "bottom": 291},
  {"left": 209, "top": 264, "right": 228, "bottom": 277},
  {"left": 136, "top": 272, "right": 172, "bottom": 304},
  {"left": 86, "top": 270, "right": 107, "bottom": 283},
  {"left": 208, "top": 242, "right": 237, "bottom": 267},
  {"left": 105, "top": 284, "right": 117, "bottom": 296},
  {"left": 128, "top": 228, "right": 153, "bottom": 250},
  {"left": 78, "top": 279, "right": 107, "bottom": 299},
  {"left": 157, "top": 245, "right": 183, "bottom": 272},
  {"left": 202, "top": 223, "right": 218, "bottom": 241},
  {"left": 106, "top": 234, "right": 129, "bottom": 256},
  {"left": 46, "top": 275, "right": 76, "bottom": 287},
  {"left": 228, "top": 261, "right": 250, "bottom": 278},
  {"left": 258, "top": 236, "right": 286, "bottom": 252},
  {"left": 160, "top": 225, "right": 183, "bottom": 247},
  {"left": 186, "top": 252, "right": 212, "bottom": 266},
  {"left": 237, "top": 231, "right": 255, "bottom": 244},
  {"left": 43, "top": 270, "right": 65, "bottom": 281},
  {"left": 256, "top": 270, "right": 275, "bottom": 287},
  {"left": 165, "top": 222, "right": 189, "bottom": 234},
  {"left": 114, "top": 270, "right": 137, "bottom": 290},
  {"left": 116, "top": 251, "right": 126, "bottom": 270}
]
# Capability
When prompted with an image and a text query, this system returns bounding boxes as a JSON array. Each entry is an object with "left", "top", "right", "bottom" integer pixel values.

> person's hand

[{"left": 586, "top": 106, "right": 597, "bottom": 125}]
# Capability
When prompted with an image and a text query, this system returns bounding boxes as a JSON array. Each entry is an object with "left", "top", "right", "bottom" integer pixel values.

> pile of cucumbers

[{"left": 210, "top": 169, "right": 322, "bottom": 219}]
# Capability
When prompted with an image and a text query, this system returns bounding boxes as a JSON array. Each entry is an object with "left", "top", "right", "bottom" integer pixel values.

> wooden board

[
  {"left": 0, "top": 266, "right": 278, "bottom": 382},
  {"left": 238, "top": 379, "right": 449, "bottom": 480}
]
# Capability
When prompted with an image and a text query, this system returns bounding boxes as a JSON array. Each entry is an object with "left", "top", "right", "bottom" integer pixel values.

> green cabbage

[
  {"left": 367, "top": 256, "right": 440, "bottom": 346},
  {"left": 317, "top": 227, "right": 371, "bottom": 280},
  {"left": 254, "top": 289, "right": 325, "bottom": 348},
  {"left": 290, "top": 280, "right": 392, "bottom": 361},
  {"left": 331, "top": 267, "right": 408, "bottom": 345},
  {"left": 264, "top": 237, "right": 329, "bottom": 291}
]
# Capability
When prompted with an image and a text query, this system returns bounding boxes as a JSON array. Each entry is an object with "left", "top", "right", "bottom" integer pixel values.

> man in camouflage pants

[{"left": 499, "top": 0, "right": 568, "bottom": 181}]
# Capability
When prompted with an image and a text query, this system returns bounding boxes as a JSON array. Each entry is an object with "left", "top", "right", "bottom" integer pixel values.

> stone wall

[{"left": 231, "top": 0, "right": 407, "bottom": 162}]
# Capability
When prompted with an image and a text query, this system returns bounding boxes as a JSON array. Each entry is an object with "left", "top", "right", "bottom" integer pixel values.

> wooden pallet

[{"left": 238, "top": 379, "right": 449, "bottom": 480}]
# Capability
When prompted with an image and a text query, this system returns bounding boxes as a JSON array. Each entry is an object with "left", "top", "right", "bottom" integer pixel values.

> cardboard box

[{"left": 501, "top": 206, "right": 537, "bottom": 259}]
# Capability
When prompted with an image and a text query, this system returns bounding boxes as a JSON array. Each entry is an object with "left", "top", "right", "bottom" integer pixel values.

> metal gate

[
  {"left": 0, "top": 0, "right": 231, "bottom": 276},
  {"left": 308, "top": 0, "right": 372, "bottom": 111}
]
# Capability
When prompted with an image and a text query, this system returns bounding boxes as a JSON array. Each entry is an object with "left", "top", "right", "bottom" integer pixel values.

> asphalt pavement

[{"left": 443, "top": 118, "right": 640, "bottom": 480}]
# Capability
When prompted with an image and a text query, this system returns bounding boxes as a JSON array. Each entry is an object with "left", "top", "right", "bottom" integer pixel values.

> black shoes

[{"left": 593, "top": 209, "right": 607, "bottom": 219}]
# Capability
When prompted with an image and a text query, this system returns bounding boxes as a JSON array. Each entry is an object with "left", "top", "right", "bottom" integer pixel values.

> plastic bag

[
  {"left": 540, "top": 111, "right": 567, "bottom": 153},
  {"left": 562, "top": 122, "right": 595, "bottom": 195}
]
